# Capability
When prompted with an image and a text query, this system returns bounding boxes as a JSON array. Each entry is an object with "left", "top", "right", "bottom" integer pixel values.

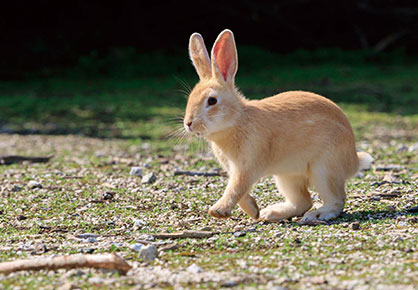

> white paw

[
  {"left": 208, "top": 202, "right": 232, "bottom": 219},
  {"left": 301, "top": 208, "right": 339, "bottom": 222},
  {"left": 259, "top": 205, "right": 289, "bottom": 221}
]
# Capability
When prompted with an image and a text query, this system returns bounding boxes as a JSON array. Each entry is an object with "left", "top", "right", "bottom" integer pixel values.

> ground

[{"left": 0, "top": 49, "right": 417, "bottom": 289}]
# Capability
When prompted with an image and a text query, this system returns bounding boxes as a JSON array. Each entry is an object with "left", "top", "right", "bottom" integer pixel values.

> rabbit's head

[{"left": 184, "top": 30, "right": 245, "bottom": 139}]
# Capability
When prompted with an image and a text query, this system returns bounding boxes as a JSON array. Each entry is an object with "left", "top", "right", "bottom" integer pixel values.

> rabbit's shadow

[{"left": 326, "top": 208, "right": 417, "bottom": 225}]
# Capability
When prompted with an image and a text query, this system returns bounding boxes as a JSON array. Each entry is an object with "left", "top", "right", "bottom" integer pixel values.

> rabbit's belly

[{"left": 265, "top": 155, "right": 311, "bottom": 176}]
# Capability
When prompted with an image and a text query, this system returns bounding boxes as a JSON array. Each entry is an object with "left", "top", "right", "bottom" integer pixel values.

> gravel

[{"left": 0, "top": 119, "right": 416, "bottom": 289}]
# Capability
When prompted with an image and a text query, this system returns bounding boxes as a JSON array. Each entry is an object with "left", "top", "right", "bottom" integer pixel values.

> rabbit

[{"left": 183, "top": 29, "right": 373, "bottom": 222}]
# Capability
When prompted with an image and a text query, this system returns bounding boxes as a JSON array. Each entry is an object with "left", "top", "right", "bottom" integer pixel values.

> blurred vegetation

[{"left": 0, "top": 47, "right": 417, "bottom": 139}]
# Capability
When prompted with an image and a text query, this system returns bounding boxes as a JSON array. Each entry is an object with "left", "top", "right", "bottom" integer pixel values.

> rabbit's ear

[
  {"left": 211, "top": 29, "right": 238, "bottom": 84},
  {"left": 189, "top": 33, "right": 212, "bottom": 80}
]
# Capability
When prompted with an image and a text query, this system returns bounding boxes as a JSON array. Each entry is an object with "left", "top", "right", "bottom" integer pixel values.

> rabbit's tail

[{"left": 357, "top": 151, "right": 373, "bottom": 172}]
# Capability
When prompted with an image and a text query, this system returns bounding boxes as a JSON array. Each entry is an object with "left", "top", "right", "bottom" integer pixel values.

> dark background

[{"left": 2, "top": 0, "right": 418, "bottom": 76}]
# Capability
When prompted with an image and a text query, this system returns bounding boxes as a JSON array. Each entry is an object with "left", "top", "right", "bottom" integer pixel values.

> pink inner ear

[{"left": 213, "top": 38, "right": 233, "bottom": 81}]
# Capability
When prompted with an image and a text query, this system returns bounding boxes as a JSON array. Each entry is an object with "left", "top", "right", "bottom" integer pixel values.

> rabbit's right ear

[{"left": 189, "top": 33, "right": 212, "bottom": 80}]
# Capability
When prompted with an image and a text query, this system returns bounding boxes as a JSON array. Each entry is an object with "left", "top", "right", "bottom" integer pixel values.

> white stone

[
  {"left": 186, "top": 263, "right": 203, "bottom": 274},
  {"left": 130, "top": 167, "right": 143, "bottom": 177},
  {"left": 141, "top": 173, "right": 156, "bottom": 184},
  {"left": 130, "top": 243, "right": 144, "bottom": 252},
  {"left": 139, "top": 244, "right": 158, "bottom": 261},
  {"left": 28, "top": 180, "right": 42, "bottom": 189}
]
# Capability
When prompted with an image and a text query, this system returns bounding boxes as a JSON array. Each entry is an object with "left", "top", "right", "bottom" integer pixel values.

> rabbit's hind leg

[
  {"left": 302, "top": 165, "right": 346, "bottom": 222},
  {"left": 259, "top": 175, "right": 312, "bottom": 221}
]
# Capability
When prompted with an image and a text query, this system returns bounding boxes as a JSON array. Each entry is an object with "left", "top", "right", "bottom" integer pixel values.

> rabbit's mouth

[{"left": 185, "top": 119, "right": 208, "bottom": 138}]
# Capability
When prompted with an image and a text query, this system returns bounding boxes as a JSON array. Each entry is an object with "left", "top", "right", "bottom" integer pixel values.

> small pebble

[
  {"left": 16, "top": 215, "right": 27, "bottom": 221},
  {"left": 141, "top": 172, "right": 157, "bottom": 184},
  {"left": 133, "top": 219, "right": 146, "bottom": 229},
  {"left": 11, "top": 185, "right": 22, "bottom": 192},
  {"left": 87, "top": 237, "right": 98, "bottom": 243},
  {"left": 139, "top": 244, "right": 158, "bottom": 261},
  {"left": 351, "top": 222, "right": 360, "bottom": 230},
  {"left": 383, "top": 174, "right": 399, "bottom": 183},
  {"left": 137, "top": 234, "right": 154, "bottom": 241},
  {"left": 88, "top": 277, "right": 104, "bottom": 285},
  {"left": 130, "top": 243, "right": 144, "bottom": 252},
  {"left": 58, "top": 282, "right": 78, "bottom": 290},
  {"left": 112, "top": 242, "right": 124, "bottom": 248},
  {"left": 28, "top": 180, "right": 42, "bottom": 189},
  {"left": 397, "top": 145, "right": 408, "bottom": 152},
  {"left": 81, "top": 248, "right": 95, "bottom": 254},
  {"left": 186, "top": 263, "right": 203, "bottom": 274},
  {"left": 233, "top": 231, "right": 246, "bottom": 238},
  {"left": 102, "top": 191, "right": 114, "bottom": 200},
  {"left": 32, "top": 242, "right": 48, "bottom": 254},
  {"left": 409, "top": 142, "right": 418, "bottom": 152},
  {"left": 130, "top": 167, "right": 143, "bottom": 177},
  {"left": 222, "top": 280, "right": 239, "bottom": 287},
  {"left": 141, "top": 143, "right": 151, "bottom": 150},
  {"left": 76, "top": 233, "right": 99, "bottom": 239}
]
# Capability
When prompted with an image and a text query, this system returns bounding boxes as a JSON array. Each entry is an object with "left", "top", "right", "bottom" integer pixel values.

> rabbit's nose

[{"left": 185, "top": 121, "right": 193, "bottom": 131}]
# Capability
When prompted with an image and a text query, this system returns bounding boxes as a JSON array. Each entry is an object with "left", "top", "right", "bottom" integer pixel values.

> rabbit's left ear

[{"left": 211, "top": 29, "right": 238, "bottom": 84}]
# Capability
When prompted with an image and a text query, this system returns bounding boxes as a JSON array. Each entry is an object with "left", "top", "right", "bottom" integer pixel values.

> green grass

[{"left": 0, "top": 48, "right": 417, "bottom": 139}]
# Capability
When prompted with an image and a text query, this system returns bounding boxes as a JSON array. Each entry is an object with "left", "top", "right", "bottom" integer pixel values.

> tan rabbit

[{"left": 183, "top": 29, "right": 373, "bottom": 222}]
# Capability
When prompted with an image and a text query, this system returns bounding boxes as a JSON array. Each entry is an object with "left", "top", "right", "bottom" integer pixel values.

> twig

[
  {"left": 174, "top": 170, "right": 222, "bottom": 177},
  {"left": 0, "top": 253, "right": 132, "bottom": 275},
  {"left": 151, "top": 230, "right": 215, "bottom": 239},
  {"left": 0, "top": 155, "right": 53, "bottom": 165}
]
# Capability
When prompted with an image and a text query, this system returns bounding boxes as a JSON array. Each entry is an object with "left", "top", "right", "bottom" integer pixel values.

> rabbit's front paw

[
  {"left": 209, "top": 202, "right": 232, "bottom": 219},
  {"left": 301, "top": 207, "right": 340, "bottom": 222},
  {"left": 259, "top": 207, "right": 285, "bottom": 221}
]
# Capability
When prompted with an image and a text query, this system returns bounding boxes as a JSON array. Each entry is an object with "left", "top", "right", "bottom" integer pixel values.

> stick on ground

[
  {"left": 151, "top": 230, "right": 217, "bottom": 239},
  {"left": 151, "top": 230, "right": 215, "bottom": 239},
  {"left": 0, "top": 253, "right": 132, "bottom": 275},
  {"left": 0, "top": 155, "right": 53, "bottom": 165},
  {"left": 174, "top": 170, "right": 222, "bottom": 177}
]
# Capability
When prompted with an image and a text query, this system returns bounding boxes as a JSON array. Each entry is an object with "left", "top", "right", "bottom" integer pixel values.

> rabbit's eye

[{"left": 207, "top": 97, "right": 217, "bottom": 106}]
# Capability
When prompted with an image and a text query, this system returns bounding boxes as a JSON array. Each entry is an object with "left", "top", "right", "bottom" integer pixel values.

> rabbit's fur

[{"left": 184, "top": 29, "right": 373, "bottom": 222}]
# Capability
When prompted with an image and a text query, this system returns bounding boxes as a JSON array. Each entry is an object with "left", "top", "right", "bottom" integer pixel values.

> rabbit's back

[
  {"left": 240, "top": 91, "right": 358, "bottom": 176},
  {"left": 246, "top": 91, "right": 353, "bottom": 138},
  {"left": 251, "top": 91, "right": 350, "bottom": 126}
]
